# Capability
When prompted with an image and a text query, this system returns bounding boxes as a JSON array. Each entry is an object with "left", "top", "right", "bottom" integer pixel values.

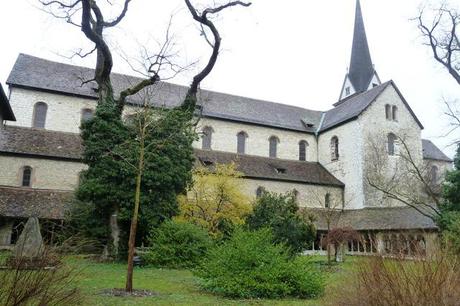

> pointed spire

[{"left": 348, "top": 0, "right": 375, "bottom": 92}]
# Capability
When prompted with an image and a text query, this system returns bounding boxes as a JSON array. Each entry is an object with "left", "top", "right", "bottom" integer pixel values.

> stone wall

[
  {"left": 318, "top": 120, "right": 364, "bottom": 209},
  {"left": 195, "top": 117, "right": 318, "bottom": 161},
  {"left": 240, "top": 178, "right": 344, "bottom": 208},
  {"left": 0, "top": 155, "right": 86, "bottom": 190},
  {"left": 361, "top": 84, "right": 424, "bottom": 207}
]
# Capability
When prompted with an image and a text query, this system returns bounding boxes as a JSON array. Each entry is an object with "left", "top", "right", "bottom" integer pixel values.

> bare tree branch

[
  {"left": 182, "top": 0, "right": 251, "bottom": 109},
  {"left": 416, "top": 5, "right": 460, "bottom": 84}
]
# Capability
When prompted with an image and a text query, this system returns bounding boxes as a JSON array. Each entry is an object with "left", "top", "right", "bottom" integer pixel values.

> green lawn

[{"left": 67, "top": 255, "right": 355, "bottom": 306}]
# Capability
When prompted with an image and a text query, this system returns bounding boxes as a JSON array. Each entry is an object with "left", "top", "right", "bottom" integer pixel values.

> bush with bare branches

[
  {"left": 328, "top": 251, "right": 460, "bottom": 306},
  {"left": 0, "top": 247, "right": 81, "bottom": 306}
]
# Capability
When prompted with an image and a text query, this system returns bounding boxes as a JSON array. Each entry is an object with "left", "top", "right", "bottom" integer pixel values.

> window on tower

[
  {"left": 345, "top": 87, "right": 350, "bottom": 96},
  {"left": 330, "top": 136, "right": 339, "bottom": 161},
  {"left": 387, "top": 133, "right": 397, "bottom": 155}
]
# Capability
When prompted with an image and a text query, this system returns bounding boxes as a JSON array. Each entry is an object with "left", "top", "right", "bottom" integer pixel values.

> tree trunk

[
  {"left": 125, "top": 139, "right": 144, "bottom": 292},
  {"left": 327, "top": 222, "right": 331, "bottom": 265}
]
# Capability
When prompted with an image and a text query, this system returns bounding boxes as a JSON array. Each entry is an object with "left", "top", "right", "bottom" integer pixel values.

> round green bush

[
  {"left": 195, "top": 228, "right": 324, "bottom": 299},
  {"left": 143, "top": 220, "right": 213, "bottom": 268}
]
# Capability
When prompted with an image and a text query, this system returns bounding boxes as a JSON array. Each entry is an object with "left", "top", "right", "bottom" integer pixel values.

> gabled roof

[
  {"left": 7, "top": 54, "right": 323, "bottom": 133},
  {"left": 422, "top": 139, "right": 452, "bottom": 162},
  {"left": 320, "top": 80, "right": 424, "bottom": 132},
  {"left": 195, "top": 149, "right": 344, "bottom": 187},
  {"left": 0, "top": 84, "right": 16, "bottom": 121},
  {"left": 309, "top": 206, "right": 438, "bottom": 231},
  {"left": 348, "top": 0, "right": 375, "bottom": 93}
]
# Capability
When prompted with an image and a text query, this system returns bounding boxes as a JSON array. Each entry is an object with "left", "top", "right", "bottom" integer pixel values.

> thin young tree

[{"left": 39, "top": 0, "right": 251, "bottom": 293}]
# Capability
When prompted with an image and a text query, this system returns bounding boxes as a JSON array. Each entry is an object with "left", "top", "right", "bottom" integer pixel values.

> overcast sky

[{"left": 1, "top": 0, "right": 459, "bottom": 157}]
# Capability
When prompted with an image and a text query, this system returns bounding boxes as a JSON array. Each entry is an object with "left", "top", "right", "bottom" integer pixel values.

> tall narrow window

[
  {"left": 256, "top": 186, "right": 265, "bottom": 198},
  {"left": 269, "top": 136, "right": 279, "bottom": 158},
  {"left": 392, "top": 106, "right": 398, "bottom": 121},
  {"left": 325, "top": 193, "right": 331, "bottom": 208},
  {"left": 237, "top": 131, "right": 248, "bottom": 154},
  {"left": 202, "top": 126, "right": 213, "bottom": 150},
  {"left": 345, "top": 87, "right": 350, "bottom": 96},
  {"left": 22, "top": 166, "right": 32, "bottom": 187},
  {"left": 299, "top": 140, "right": 308, "bottom": 161},
  {"left": 32, "top": 102, "right": 48, "bottom": 128},
  {"left": 330, "top": 136, "right": 339, "bottom": 161},
  {"left": 430, "top": 165, "right": 439, "bottom": 184},
  {"left": 81, "top": 108, "right": 94, "bottom": 123},
  {"left": 385, "top": 104, "right": 391, "bottom": 120},
  {"left": 388, "top": 133, "right": 397, "bottom": 155}
]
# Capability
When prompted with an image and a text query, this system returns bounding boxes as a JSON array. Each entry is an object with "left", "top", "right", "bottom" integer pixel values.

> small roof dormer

[{"left": 339, "top": 0, "right": 381, "bottom": 102}]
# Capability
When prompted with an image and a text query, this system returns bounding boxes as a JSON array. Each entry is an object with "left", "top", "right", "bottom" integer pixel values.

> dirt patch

[{"left": 100, "top": 288, "right": 158, "bottom": 297}]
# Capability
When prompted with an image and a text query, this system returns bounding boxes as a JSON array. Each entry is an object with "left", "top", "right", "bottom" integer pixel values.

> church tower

[{"left": 338, "top": 0, "right": 381, "bottom": 101}]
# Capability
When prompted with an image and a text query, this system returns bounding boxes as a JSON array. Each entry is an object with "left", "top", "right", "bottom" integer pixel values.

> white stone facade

[
  {"left": 0, "top": 155, "right": 86, "bottom": 191},
  {"left": 2, "top": 82, "right": 449, "bottom": 210},
  {"left": 194, "top": 118, "right": 318, "bottom": 162}
]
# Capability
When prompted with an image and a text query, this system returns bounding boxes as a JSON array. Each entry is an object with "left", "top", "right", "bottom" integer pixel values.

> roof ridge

[{"left": 14, "top": 54, "right": 323, "bottom": 114}]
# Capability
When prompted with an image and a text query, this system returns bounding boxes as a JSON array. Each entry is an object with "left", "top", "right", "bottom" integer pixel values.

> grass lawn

[{"left": 67, "top": 255, "right": 355, "bottom": 306}]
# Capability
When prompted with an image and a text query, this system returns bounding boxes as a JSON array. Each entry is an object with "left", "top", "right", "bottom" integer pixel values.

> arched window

[
  {"left": 431, "top": 165, "right": 439, "bottom": 184},
  {"left": 387, "top": 133, "right": 397, "bottom": 155},
  {"left": 330, "top": 136, "right": 339, "bottom": 161},
  {"left": 392, "top": 106, "right": 398, "bottom": 121},
  {"left": 81, "top": 108, "right": 94, "bottom": 123},
  {"left": 299, "top": 140, "right": 308, "bottom": 161},
  {"left": 269, "top": 136, "right": 279, "bottom": 158},
  {"left": 385, "top": 104, "right": 391, "bottom": 120},
  {"left": 325, "top": 193, "right": 331, "bottom": 208},
  {"left": 237, "top": 131, "right": 248, "bottom": 154},
  {"left": 292, "top": 189, "right": 299, "bottom": 201},
  {"left": 32, "top": 102, "right": 48, "bottom": 128},
  {"left": 202, "top": 126, "right": 213, "bottom": 150},
  {"left": 21, "top": 166, "right": 32, "bottom": 187},
  {"left": 256, "top": 186, "right": 265, "bottom": 198}
]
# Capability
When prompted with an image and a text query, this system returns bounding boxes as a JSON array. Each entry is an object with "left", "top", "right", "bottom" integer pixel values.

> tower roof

[{"left": 348, "top": 0, "right": 375, "bottom": 92}]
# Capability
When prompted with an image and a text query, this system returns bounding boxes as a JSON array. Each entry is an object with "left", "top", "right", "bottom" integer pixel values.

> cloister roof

[{"left": 309, "top": 206, "right": 438, "bottom": 231}]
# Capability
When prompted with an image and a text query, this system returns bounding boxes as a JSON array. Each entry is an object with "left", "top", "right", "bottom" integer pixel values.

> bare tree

[
  {"left": 416, "top": 3, "right": 460, "bottom": 85},
  {"left": 311, "top": 189, "right": 350, "bottom": 265},
  {"left": 39, "top": 0, "right": 251, "bottom": 293},
  {"left": 365, "top": 133, "right": 442, "bottom": 222}
]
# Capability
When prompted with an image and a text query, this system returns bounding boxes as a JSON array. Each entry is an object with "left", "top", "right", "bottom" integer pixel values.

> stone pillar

[
  {"left": 376, "top": 232, "right": 385, "bottom": 254},
  {"left": 424, "top": 232, "right": 439, "bottom": 256},
  {"left": 0, "top": 221, "right": 13, "bottom": 246}
]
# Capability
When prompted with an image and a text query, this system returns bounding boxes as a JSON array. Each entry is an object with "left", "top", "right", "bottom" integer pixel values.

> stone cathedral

[{"left": 0, "top": 1, "right": 453, "bottom": 255}]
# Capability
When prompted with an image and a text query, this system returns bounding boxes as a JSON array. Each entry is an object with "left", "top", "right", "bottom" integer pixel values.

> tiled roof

[
  {"left": 0, "top": 126, "right": 82, "bottom": 160},
  {"left": 195, "top": 149, "right": 344, "bottom": 187},
  {"left": 321, "top": 80, "right": 424, "bottom": 132},
  {"left": 0, "top": 126, "right": 344, "bottom": 187},
  {"left": 6, "top": 54, "right": 426, "bottom": 135},
  {"left": 7, "top": 54, "right": 322, "bottom": 133},
  {"left": 0, "top": 186, "right": 72, "bottom": 220},
  {"left": 321, "top": 82, "right": 390, "bottom": 131},
  {"left": 309, "top": 206, "right": 438, "bottom": 231},
  {"left": 422, "top": 139, "right": 452, "bottom": 162},
  {"left": 0, "top": 84, "right": 15, "bottom": 121}
]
